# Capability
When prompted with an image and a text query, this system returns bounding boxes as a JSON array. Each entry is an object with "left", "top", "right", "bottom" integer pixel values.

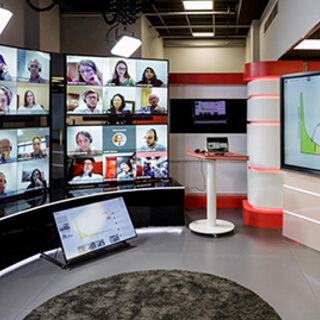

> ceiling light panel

[{"left": 183, "top": 1, "right": 213, "bottom": 10}]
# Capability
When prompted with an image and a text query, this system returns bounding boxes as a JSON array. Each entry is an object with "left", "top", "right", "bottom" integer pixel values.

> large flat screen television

[
  {"left": 66, "top": 56, "right": 168, "bottom": 115},
  {"left": 0, "top": 127, "right": 50, "bottom": 199},
  {"left": 53, "top": 197, "right": 136, "bottom": 262},
  {"left": 0, "top": 44, "right": 50, "bottom": 115},
  {"left": 281, "top": 70, "right": 320, "bottom": 176},
  {"left": 66, "top": 124, "right": 168, "bottom": 185}
]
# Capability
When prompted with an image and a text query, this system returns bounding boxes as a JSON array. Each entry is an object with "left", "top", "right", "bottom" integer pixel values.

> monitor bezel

[{"left": 280, "top": 69, "right": 320, "bottom": 177}]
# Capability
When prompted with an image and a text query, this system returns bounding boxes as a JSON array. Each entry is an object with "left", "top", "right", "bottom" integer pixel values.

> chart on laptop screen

[{"left": 53, "top": 197, "right": 136, "bottom": 261}]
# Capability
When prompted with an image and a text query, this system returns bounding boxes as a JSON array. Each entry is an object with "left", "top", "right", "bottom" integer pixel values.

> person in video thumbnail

[
  {"left": 136, "top": 67, "right": 163, "bottom": 87},
  {"left": 107, "top": 93, "right": 130, "bottom": 114},
  {"left": 136, "top": 94, "right": 166, "bottom": 114},
  {"left": 27, "top": 169, "right": 47, "bottom": 190},
  {"left": 74, "top": 89, "right": 100, "bottom": 114},
  {"left": 71, "top": 131, "right": 100, "bottom": 155},
  {"left": 0, "top": 55, "right": 12, "bottom": 81},
  {"left": 107, "top": 60, "right": 135, "bottom": 86},
  {"left": 0, "top": 85, "right": 12, "bottom": 114},
  {"left": 18, "top": 90, "right": 45, "bottom": 114},
  {"left": 78, "top": 60, "right": 103, "bottom": 86},
  {"left": 28, "top": 136, "right": 48, "bottom": 159},
  {"left": 117, "top": 161, "right": 135, "bottom": 181},
  {"left": 0, "top": 139, "right": 14, "bottom": 164},
  {"left": 28, "top": 59, "right": 48, "bottom": 84},
  {"left": 70, "top": 158, "right": 103, "bottom": 183},
  {"left": 138, "top": 128, "right": 166, "bottom": 152},
  {"left": 0, "top": 172, "right": 14, "bottom": 198}
]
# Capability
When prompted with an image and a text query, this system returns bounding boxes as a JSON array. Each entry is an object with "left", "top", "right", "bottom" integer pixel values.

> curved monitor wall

[{"left": 0, "top": 44, "right": 51, "bottom": 202}]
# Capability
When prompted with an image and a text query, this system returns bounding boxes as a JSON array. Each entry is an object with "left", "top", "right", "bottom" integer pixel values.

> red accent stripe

[
  {"left": 185, "top": 194, "right": 247, "bottom": 209},
  {"left": 169, "top": 73, "right": 245, "bottom": 84},
  {"left": 248, "top": 94, "right": 280, "bottom": 99},
  {"left": 242, "top": 200, "right": 283, "bottom": 229},
  {"left": 306, "top": 61, "right": 320, "bottom": 71},
  {"left": 247, "top": 165, "right": 282, "bottom": 173},
  {"left": 244, "top": 61, "right": 304, "bottom": 81},
  {"left": 249, "top": 121, "right": 280, "bottom": 125},
  {"left": 132, "top": 116, "right": 166, "bottom": 125}
]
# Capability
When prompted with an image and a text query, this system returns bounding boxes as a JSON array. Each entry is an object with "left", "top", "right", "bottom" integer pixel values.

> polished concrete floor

[{"left": 1, "top": 209, "right": 320, "bottom": 320}]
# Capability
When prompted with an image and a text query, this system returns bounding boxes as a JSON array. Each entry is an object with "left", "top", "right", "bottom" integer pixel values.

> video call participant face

[
  {"left": 120, "top": 162, "right": 130, "bottom": 174},
  {"left": 78, "top": 60, "right": 100, "bottom": 85},
  {"left": 112, "top": 94, "right": 125, "bottom": 112},
  {"left": 76, "top": 131, "right": 92, "bottom": 153},
  {"left": 149, "top": 94, "right": 159, "bottom": 107},
  {"left": 25, "top": 90, "right": 35, "bottom": 106},
  {"left": 144, "top": 129, "right": 157, "bottom": 148},
  {"left": 0, "top": 86, "right": 12, "bottom": 113},
  {"left": 84, "top": 90, "right": 99, "bottom": 110},
  {"left": 116, "top": 62, "right": 128, "bottom": 79},
  {"left": 32, "top": 137, "right": 42, "bottom": 155},
  {"left": 29, "top": 59, "right": 41, "bottom": 80},
  {"left": 82, "top": 159, "right": 94, "bottom": 175},
  {"left": 0, "top": 139, "right": 12, "bottom": 162},
  {"left": 145, "top": 68, "right": 155, "bottom": 81},
  {"left": 0, "top": 172, "right": 5, "bottom": 194}
]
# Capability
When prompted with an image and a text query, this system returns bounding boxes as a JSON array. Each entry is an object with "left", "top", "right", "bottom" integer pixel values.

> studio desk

[{"left": 0, "top": 179, "right": 185, "bottom": 270}]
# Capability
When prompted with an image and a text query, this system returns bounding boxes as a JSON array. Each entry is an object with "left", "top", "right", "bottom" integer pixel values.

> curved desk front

[{"left": 0, "top": 180, "right": 185, "bottom": 270}]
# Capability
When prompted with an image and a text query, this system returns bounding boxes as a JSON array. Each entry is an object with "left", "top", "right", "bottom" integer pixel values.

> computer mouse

[{"left": 194, "top": 149, "right": 200, "bottom": 153}]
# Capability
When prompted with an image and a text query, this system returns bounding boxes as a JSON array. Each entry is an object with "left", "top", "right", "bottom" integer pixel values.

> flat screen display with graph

[
  {"left": 53, "top": 197, "right": 136, "bottom": 261},
  {"left": 281, "top": 71, "right": 320, "bottom": 175}
]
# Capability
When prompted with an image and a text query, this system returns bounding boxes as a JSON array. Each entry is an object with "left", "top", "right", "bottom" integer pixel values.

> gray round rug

[{"left": 25, "top": 270, "right": 281, "bottom": 320}]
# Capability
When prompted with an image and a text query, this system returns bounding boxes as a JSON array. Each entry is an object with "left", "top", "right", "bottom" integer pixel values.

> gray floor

[{"left": 1, "top": 209, "right": 320, "bottom": 320}]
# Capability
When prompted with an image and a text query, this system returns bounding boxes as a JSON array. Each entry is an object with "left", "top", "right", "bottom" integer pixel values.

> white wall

[
  {"left": 165, "top": 45, "right": 245, "bottom": 73},
  {"left": 61, "top": 15, "right": 142, "bottom": 56},
  {"left": 141, "top": 16, "right": 164, "bottom": 59},
  {"left": 169, "top": 84, "right": 248, "bottom": 195},
  {"left": 260, "top": 0, "right": 320, "bottom": 60}
]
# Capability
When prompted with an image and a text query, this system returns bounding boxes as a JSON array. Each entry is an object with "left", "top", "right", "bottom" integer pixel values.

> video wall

[
  {"left": 66, "top": 56, "right": 168, "bottom": 115},
  {"left": 0, "top": 128, "right": 50, "bottom": 199},
  {"left": 281, "top": 71, "right": 320, "bottom": 176},
  {"left": 0, "top": 44, "right": 50, "bottom": 115},
  {"left": 66, "top": 124, "right": 168, "bottom": 185}
]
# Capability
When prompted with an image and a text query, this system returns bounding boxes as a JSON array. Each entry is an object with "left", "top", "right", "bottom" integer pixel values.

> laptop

[{"left": 206, "top": 137, "right": 229, "bottom": 155}]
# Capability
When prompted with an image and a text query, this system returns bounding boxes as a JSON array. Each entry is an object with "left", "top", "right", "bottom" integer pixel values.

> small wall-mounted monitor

[
  {"left": 193, "top": 100, "right": 227, "bottom": 124},
  {"left": 53, "top": 197, "right": 136, "bottom": 262},
  {"left": 281, "top": 70, "right": 320, "bottom": 176}
]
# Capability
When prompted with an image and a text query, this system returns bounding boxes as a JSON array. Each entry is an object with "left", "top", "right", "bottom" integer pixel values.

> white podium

[{"left": 186, "top": 151, "right": 249, "bottom": 236}]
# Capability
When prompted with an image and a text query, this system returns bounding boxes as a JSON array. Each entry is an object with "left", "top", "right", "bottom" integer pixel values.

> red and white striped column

[{"left": 243, "top": 76, "right": 283, "bottom": 228}]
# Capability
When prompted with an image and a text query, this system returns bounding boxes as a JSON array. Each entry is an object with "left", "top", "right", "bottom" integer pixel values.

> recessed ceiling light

[
  {"left": 294, "top": 39, "right": 320, "bottom": 50},
  {"left": 183, "top": 1, "right": 213, "bottom": 10},
  {"left": 192, "top": 32, "right": 214, "bottom": 37}
]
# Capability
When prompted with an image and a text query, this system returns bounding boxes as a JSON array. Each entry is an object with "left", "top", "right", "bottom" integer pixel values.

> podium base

[{"left": 189, "top": 219, "right": 235, "bottom": 235}]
